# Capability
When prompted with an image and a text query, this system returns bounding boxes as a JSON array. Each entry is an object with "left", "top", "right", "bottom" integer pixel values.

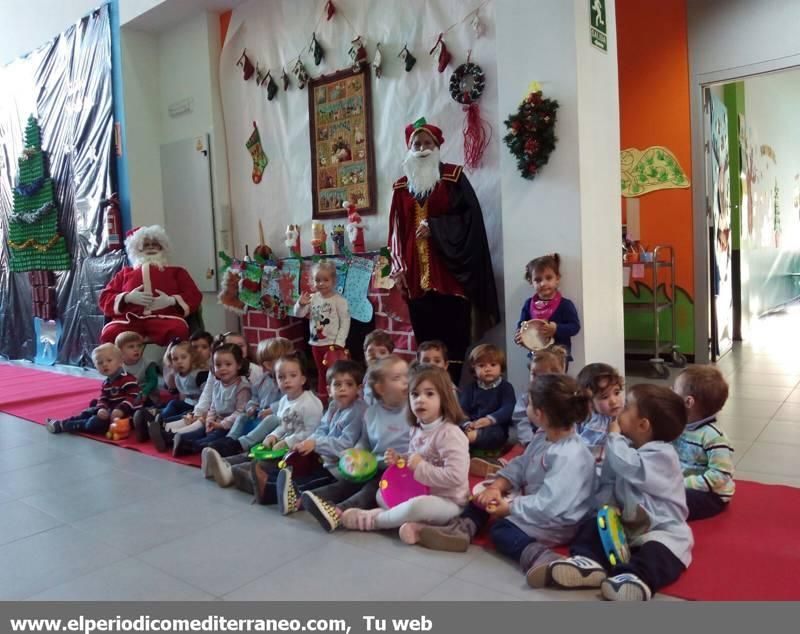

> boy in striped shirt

[
  {"left": 673, "top": 366, "right": 733, "bottom": 520},
  {"left": 47, "top": 344, "right": 140, "bottom": 435}
]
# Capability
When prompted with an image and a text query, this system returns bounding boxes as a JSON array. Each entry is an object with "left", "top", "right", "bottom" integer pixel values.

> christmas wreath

[
  {"left": 503, "top": 90, "right": 559, "bottom": 179},
  {"left": 449, "top": 62, "right": 485, "bottom": 105}
]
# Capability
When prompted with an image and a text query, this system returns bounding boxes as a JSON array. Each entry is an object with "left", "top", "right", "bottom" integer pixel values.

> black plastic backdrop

[{"left": 0, "top": 5, "right": 125, "bottom": 366}]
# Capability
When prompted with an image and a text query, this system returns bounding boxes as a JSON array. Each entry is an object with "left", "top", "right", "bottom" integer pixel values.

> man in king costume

[
  {"left": 98, "top": 225, "right": 202, "bottom": 345},
  {"left": 388, "top": 118, "right": 500, "bottom": 382}
]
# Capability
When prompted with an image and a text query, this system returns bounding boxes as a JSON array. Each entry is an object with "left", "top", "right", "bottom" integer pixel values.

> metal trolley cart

[{"left": 623, "top": 245, "right": 687, "bottom": 379}]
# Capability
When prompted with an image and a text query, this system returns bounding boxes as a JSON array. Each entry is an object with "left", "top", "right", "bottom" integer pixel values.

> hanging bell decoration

[
  {"left": 281, "top": 67, "right": 290, "bottom": 90},
  {"left": 266, "top": 71, "right": 278, "bottom": 101},
  {"left": 310, "top": 33, "right": 325, "bottom": 66},
  {"left": 429, "top": 34, "right": 452, "bottom": 73},
  {"left": 398, "top": 44, "right": 416, "bottom": 72},
  {"left": 236, "top": 50, "right": 255, "bottom": 80}
]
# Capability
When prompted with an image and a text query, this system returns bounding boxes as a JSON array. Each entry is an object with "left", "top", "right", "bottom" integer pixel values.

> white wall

[
  {"left": 496, "top": 0, "right": 623, "bottom": 385},
  {"left": 0, "top": 0, "right": 101, "bottom": 63},
  {"left": 687, "top": 0, "right": 800, "bottom": 360}
]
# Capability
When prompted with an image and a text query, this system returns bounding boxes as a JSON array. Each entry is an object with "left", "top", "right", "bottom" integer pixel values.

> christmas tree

[{"left": 7, "top": 115, "right": 71, "bottom": 272}]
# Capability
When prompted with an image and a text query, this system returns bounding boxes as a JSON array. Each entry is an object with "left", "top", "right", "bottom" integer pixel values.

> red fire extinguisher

[{"left": 102, "top": 193, "right": 122, "bottom": 250}]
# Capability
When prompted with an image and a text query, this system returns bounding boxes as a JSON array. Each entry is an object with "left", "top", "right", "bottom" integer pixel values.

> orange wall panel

[{"left": 617, "top": 0, "right": 694, "bottom": 295}]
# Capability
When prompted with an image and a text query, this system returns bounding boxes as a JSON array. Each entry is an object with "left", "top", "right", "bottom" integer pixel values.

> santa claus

[
  {"left": 388, "top": 118, "right": 499, "bottom": 382},
  {"left": 98, "top": 225, "right": 202, "bottom": 345}
]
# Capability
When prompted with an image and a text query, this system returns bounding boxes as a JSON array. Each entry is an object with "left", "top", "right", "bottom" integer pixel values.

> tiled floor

[{"left": 0, "top": 306, "right": 798, "bottom": 601}]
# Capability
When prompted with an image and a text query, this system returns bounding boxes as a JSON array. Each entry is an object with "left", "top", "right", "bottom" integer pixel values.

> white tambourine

[{"left": 519, "top": 320, "right": 554, "bottom": 351}]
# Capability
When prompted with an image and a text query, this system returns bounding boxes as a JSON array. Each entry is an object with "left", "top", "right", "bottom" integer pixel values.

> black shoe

[
  {"left": 133, "top": 409, "right": 152, "bottom": 443},
  {"left": 302, "top": 491, "right": 341, "bottom": 532},
  {"left": 46, "top": 419, "right": 63, "bottom": 434},
  {"left": 252, "top": 461, "right": 277, "bottom": 505},
  {"left": 148, "top": 416, "right": 167, "bottom": 452}
]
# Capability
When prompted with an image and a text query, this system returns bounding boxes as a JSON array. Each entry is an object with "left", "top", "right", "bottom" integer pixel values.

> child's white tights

[{"left": 373, "top": 493, "right": 463, "bottom": 530}]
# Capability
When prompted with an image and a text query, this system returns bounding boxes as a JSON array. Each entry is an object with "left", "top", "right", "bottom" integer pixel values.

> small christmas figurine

[
  {"left": 293, "top": 58, "right": 310, "bottom": 89},
  {"left": 344, "top": 202, "right": 365, "bottom": 253},
  {"left": 237, "top": 50, "right": 255, "bottom": 80},
  {"left": 310, "top": 221, "right": 328, "bottom": 255},
  {"left": 398, "top": 44, "right": 417, "bottom": 72},
  {"left": 331, "top": 225, "right": 346, "bottom": 254},
  {"left": 285, "top": 224, "right": 301, "bottom": 257},
  {"left": 372, "top": 42, "right": 383, "bottom": 78},
  {"left": 429, "top": 34, "right": 452, "bottom": 73},
  {"left": 349, "top": 36, "right": 368, "bottom": 72},
  {"left": 310, "top": 33, "right": 325, "bottom": 66},
  {"left": 281, "top": 67, "right": 290, "bottom": 90}
]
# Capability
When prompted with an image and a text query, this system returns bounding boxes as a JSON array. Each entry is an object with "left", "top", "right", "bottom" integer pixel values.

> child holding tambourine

[{"left": 514, "top": 253, "right": 580, "bottom": 367}]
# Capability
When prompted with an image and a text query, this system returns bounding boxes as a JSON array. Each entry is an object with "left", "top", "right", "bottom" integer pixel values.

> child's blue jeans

[{"left": 160, "top": 399, "right": 194, "bottom": 422}]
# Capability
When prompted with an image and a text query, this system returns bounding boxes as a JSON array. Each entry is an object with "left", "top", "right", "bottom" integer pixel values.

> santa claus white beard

[
  {"left": 403, "top": 147, "right": 441, "bottom": 198},
  {"left": 133, "top": 251, "right": 168, "bottom": 270}
]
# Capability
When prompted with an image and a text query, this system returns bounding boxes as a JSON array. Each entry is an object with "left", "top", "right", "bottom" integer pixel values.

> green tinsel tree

[{"left": 7, "top": 115, "right": 71, "bottom": 272}]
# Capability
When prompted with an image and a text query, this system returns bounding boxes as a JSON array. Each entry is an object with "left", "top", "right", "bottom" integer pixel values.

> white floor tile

[
  {"left": 727, "top": 372, "right": 800, "bottom": 388},
  {"left": 0, "top": 525, "right": 125, "bottom": 599},
  {"left": 785, "top": 389, "right": 800, "bottom": 404},
  {"left": 720, "top": 398, "right": 783, "bottom": 420},
  {"left": 0, "top": 500, "right": 63, "bottom": 546},
  {"left": 420, "top": 577, "right": 518, "bottom": 601},
  {"left": 223, "top": 540, "right": 448, "bottom": 601},
  {"left": 736, "top": 442, "right": 800, "bottom": 478},
  {"left": 772, "top": 402, "right": 800, "bottom": 422},
  {"left": 726, "top": 385, "right": 793, "bottom": 402},
  {"left": 735, "top": 470, "right": 800, "bottom": 488},
  {"left": 712, "top": 416, "right": 769, "bottom": 443},
  {"left": 757, "top": 421, "right": 800, "bottom": 446},
  {"left": 28, "top": 558, "right": 215, "bottom": 601}
]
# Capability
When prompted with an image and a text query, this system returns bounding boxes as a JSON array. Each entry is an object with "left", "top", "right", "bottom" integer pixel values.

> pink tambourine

[{"left": 379, "top": 460, "right": 429, "bottom": 508}]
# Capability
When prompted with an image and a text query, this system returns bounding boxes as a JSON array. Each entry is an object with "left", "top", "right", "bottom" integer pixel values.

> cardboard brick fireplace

[{"left": 242, "top": 286, "right": 417, "bottom": 360}]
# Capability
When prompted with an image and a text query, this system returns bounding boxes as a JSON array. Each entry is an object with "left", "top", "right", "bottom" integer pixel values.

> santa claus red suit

[
  {"left": 99, "top": 226, "right": 202, "bottom": 345},
  {"left": 388, "top": 118, "right": 499, "bottom": 381}
]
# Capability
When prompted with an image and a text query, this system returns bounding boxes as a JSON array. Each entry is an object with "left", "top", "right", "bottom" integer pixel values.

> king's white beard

[
  {"left": 403, "top": 147, "right": 441, "bottom": 197},
  {"left": 133, "top": 252, "right": 168, "bottom": 270}
]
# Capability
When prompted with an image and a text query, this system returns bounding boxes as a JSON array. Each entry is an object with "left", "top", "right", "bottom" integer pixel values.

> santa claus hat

[
  {"left": 125, "top": 224, "right": 172, "bottom": 265},
  {"left": 405, "top": 117, "right": 444, "bottom": 148}
]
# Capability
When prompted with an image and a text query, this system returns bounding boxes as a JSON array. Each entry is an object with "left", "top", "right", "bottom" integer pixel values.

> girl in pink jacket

[{"left": 342, "top": 365, "right": 470, "bottom": 541}]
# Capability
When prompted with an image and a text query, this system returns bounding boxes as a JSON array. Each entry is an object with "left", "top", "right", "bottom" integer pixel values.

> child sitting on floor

[
  {"left": 458, "top": 344, "right": 516, "bottom": 475},
  {"left": 170, "top": 343, "right": 251, "bottom": 456},
  {"left": 217, "top": 331, "right": 262, "bottom": 384},
  {"left": 362, "top": 329, "right": 395, "bottom": 404},
  {"left": 417, "top": 340, "right": 449, "bottom": 372},
  {"left": 512, "top": 347, "right": 567, "bottom": 448},
  {"left": 341, "top": 365, "right": 470, "bottom": 540},
  {"left": 302, "top": 355, "right": 410, "bottom": 532},
  {"left": 416, "top": 374, "right": 596, "bottom": 589},
  {"left": 47, "top": 344, "right": 140, "bottom": 436},
  {"left": 115, "top": 331, "right": 159, "bottom": 405},
  {"left": 189, "top": 330, "right": 213, "bottom": 369},
  {"left": 673, "top": 366, "right": 733, "bottom": 520},
  {"left": 207, "top": 337, "right": 294, "bottom": 458},
  {"left": 204, "top": 352, "right": 323, "bottom": 496},
  {"left": 576, "top": 363, "right": 625, "bottom": 465},
  {"left": 549, "top": 384, "right": 692, "bottom": 601},
  {"left": 272, "top": 360, "right": 368, "bottom": 514}
]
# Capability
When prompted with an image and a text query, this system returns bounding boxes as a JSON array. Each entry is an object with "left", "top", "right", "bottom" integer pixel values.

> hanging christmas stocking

[
  {"left": 334, "top": 258, "right": 349, "bottom": 295},
  {"left": 239, "top": 261, "right": 264, "bottom": 308},
  {"left": 246, "top": 122, "right": 268, "bottom": 183},
  {"left": 343, "top": 256, "right": 374, "bottom": 323}
]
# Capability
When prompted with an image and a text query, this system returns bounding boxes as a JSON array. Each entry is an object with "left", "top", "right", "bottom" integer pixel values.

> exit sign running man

[{"left": 590, "top": 0, "right": 608, "bottom": 52}]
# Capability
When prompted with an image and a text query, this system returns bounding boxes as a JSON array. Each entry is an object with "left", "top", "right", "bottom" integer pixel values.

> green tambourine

[
  {"left": 338, "top": 448, "right": 378, "bottom": 483},
  {"left": 248, "top": 444, "right": 289, "bottom": 461},
  {"left": 597, "top": 505, "right": 630, "bottom": 566}
]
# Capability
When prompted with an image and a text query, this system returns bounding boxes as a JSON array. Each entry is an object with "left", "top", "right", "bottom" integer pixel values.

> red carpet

[{"left": 0, "top": 364, "right": 200, "bottom": 467}]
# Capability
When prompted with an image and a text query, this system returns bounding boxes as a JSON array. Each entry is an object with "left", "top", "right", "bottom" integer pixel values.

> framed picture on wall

[{"left": 308, "top": 66, "right": 377, "bottom": 220}]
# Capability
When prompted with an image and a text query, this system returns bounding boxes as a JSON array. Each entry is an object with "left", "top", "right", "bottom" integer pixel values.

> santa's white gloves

[
  {"left": 148, "top": 290, "right": 177, "bottom": 312},
  {"left": 124, "top": 286, "right": 153, "bottom": 307}
]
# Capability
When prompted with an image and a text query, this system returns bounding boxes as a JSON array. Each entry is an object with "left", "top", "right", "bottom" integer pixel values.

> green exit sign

[{"left": 590, "top": 0, "right": 608, "bottom": 52}]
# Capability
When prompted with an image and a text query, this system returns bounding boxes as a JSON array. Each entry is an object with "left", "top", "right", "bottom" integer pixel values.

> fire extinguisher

[{"left": 102, "top": 193, "right": 122, "bottom": 250}]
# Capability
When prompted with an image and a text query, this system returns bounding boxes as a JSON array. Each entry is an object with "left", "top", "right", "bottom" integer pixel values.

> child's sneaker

[
  {"left": 205, "top": 449, "right": 234, "bottom": 487},
  {"left": 417, "top": 518, "right": 476, "bottom": 552},
  {"left": 277, "top": 468, "right": 299, "bottom": 516},
  {"left": 469, "top": 456, "right": 505, "bottom": 477},
  {"left": 302, "top": 491, "right": 341, "bottom": 532},
  {"left": 550, "top": 556, "right": 607, "bottom": 588},
  {"left": 200, "top": 447, "right": 213, "bottom": 479},
  {"left": 341, "top": 508, "right": 382, "bottom": 531},
  {"left": 46, "top": 419, "right": 63, "bottom": 434},
  {"left": 601, "top": 574, "right": 652, "bottom": 601},
  {"left": 132, "top": 408, "right": 151, "bottom": 442},
  {"left": 398, "top": 522, "right": 426, "bottom": 545},
  {"left": 148, "top": 416, "right": 167, "bottom": 452},
  {"left": 171, "top": 432, "right": 183, "bottom": 457}
]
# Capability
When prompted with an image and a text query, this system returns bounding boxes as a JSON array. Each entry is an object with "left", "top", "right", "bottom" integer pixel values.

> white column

[{"left": 496, "top": 0, "right": 624, "bottom": 386}]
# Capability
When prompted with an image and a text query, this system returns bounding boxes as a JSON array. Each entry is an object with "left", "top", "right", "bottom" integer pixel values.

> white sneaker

[
  {"left": 601, "top": 574, "right": 652, "bottom": 601},
  {"left": 206, "top": 449, "right": 234, "bottom": 487},
  {"left": 200, "top": 448, "right": 213, "bottom": 479},
  {"left": 550, "top": 556, "right": 608, "bottom": 589}
]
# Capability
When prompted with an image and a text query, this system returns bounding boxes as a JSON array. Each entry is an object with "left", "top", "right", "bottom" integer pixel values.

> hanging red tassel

[
  {"left": 325, "top": 0, "right": 336, "bottom": 20},
  {"left": 462, "top": 102, "right": 492, "bottom": 170}
]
